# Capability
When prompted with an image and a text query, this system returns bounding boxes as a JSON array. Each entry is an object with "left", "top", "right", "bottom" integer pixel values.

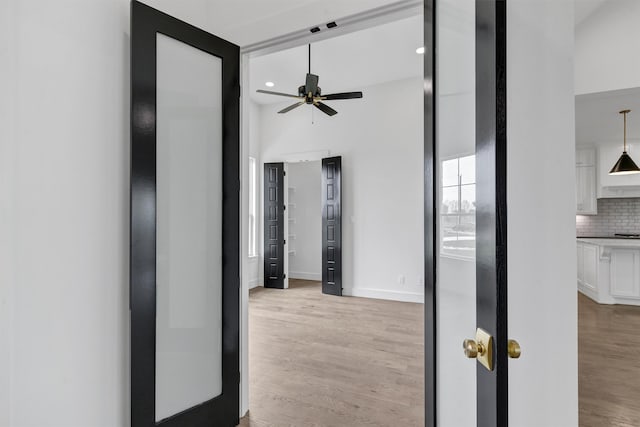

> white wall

[
  {"left": 287, "top": 161, "right": 322, "bottom": 280},
  {"left": 0, "top": 1, "right": 16, "bottom": 425},
  {"left": 259, "top": 77, "right": 424, "bottom": 303},
  {"left": 240, "top": 73, "right": 262, "bottom": 416},
  {"left": 1, "top": 1, "right": 131, "bottom": 425},
  {"left": 0, "top": 1, "right": 238, "bottom": 425},
  {"left": 508, "top": 1, "right": 578, "bottom": 426},
  {"left": 575, "top": 0, "right": 640, "bottom": 95}
]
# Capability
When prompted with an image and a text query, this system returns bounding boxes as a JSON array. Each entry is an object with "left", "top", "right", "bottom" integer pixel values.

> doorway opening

[
  {"left": 240, "top": 7, "right": 425, "bottom": 426},
  {"left": 575, "top": 88, "right": 640, "bottom": 426},
  {"left": 263, "top": 157, "right": 342, "bottom": 295},
  {"left": 281, "top": 160, "right": 322, "bottom": 286}
]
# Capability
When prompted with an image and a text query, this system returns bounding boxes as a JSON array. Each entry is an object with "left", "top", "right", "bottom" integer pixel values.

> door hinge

[
  {"left": 284, "top": 239, "right": 287, "bottom": 245},
  {"left": 283, "top": 274, "right": 287, "bottom": 279},
  {"left": 283, "top": 205, "right": 286, "bottom": 211},
  {"left": 283, "top": 170, "right": 286, "bottom": 176}
]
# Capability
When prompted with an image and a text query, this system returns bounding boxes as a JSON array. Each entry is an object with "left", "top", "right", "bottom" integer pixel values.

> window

[
  {"left": 441, "top": 154, "right": 476, "bottom": 258},
  {"left": 248, "top": 157, "right": 258, "bottom": 258}
]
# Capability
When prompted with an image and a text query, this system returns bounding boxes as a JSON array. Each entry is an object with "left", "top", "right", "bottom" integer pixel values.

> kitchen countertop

[
  {"left": 577, "top": 236, "right": 640, "bottom": 239},
  {"left": 577, "top": 237, "right": 640, "bottom": 247}
]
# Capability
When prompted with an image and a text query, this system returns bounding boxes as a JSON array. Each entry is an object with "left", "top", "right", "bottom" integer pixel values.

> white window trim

[{"left": 248, "top": 157, "right": 258, "bottom": 258}]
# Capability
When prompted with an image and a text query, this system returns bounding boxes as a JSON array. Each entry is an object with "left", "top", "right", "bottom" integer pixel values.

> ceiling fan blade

[
  {"left": 305, "top": 73, "right": 319, "bottom": 95},
  {"left": 256, "top": 89, "right": 302, "bottom": 99},
  {"left": 321, "top": 91, "right": 363, "bottom": 100},
  {"left": 313, "top": 102, "right": 338, "bottom": 117},
  {"left": 278, "top": 102, "right": 305, "bottom": 114}
]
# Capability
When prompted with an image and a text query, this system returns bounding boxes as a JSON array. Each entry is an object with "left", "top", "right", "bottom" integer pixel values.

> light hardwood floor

[
  {"left": 579, "top": 293, "right": 640, "bottom": 427},
  {"left": 239, "top": 279, "right": 424, "bottom": 427}
]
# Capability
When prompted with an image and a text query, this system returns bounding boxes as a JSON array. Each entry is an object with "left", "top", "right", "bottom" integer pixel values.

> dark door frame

[
  {"left": 130, "top": 1, "right": 240, "bottom": 426},
  {"left": 424, "top": 1, "right": 508, "bottom": 426},
  {"left": 423, "top": 1, "right": 436, "bottom": 424}
]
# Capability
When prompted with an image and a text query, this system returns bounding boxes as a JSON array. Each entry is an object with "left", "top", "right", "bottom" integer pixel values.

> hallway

[{"left": 240, "top": 279, "right": 424, "bottom": 426}]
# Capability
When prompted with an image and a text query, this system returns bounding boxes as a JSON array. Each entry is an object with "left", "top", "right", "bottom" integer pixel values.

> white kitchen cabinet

[
  {"left": 577, "top": 241, "right": 598, "bottom": 297},
  {"left": 576, "top": 148, "right": 597, "bottom": 214},
  {"left": 610, "top": 248, "right": 640, "bottom": 299},
  {"left": 598, "top": 143, "right": 640, "bottom": 198},
  {"left": 576, "top": 148, "right": 596, "bottom": 166},
  {"left": 577, "top": 244, "right": 584, "bottom": 284},
  {"left": 582, "top": 244, "right": 598, "bottom": 291},
  {"left": 577, "top": 239, "right": 640, "bottom": 306}
]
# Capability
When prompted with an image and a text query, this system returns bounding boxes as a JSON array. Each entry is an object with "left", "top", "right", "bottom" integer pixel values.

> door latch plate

[{"left": 476, "top": 328, "right": 493, "bottom": 371}]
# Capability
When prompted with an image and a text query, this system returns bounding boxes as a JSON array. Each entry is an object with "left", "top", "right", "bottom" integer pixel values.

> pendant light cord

[
  {"left": 624, "top": 111, "right": 628, "bottom": 152},
  {"left": 620, "top": 109, "right": 631, "bottom": 152},
  {"left": 308, "top": 44, "right": 311, "bottom": 74}
]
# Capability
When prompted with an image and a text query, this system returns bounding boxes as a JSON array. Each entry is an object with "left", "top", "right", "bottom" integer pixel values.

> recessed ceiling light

[
  {"left": 265, "top": 81, "right": 275, "bottom": 87},
  {"left": 416, "top": 46, "right": 425, "bottom": 54}
]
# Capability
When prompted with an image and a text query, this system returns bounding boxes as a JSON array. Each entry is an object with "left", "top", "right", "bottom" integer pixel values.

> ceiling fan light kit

[
  {"left": 609, "top": 109, "right": 640, "bottom": 175},
  {"left": 256, "top": 43, "right": 363, "bottom": 117}
]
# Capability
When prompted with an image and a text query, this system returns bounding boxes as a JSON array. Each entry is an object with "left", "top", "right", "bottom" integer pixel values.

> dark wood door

[
  {"left": 475, "top": 1, "right": 508, "bottom": 425},
  {"left": 264, "top": 162, "right": 285, "bottom": 289},
  {"left": 424, "top": 0, "right": 508, "bottom": 426},
  {"left": 321, "top": 156, "right": 342, "bottom": 296},
  {"left": 130, "top": 2, "right": 239, "bottom": 426}
]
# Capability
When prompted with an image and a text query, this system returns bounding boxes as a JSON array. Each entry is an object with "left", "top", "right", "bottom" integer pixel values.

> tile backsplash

[{"left": 576, "top": 198, "right": 640, "bottom": 236}]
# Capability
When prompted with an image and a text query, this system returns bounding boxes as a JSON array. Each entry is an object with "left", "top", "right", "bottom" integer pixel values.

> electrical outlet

[{"left": 398, "top": 275, "right": 406, "bottom": 285}]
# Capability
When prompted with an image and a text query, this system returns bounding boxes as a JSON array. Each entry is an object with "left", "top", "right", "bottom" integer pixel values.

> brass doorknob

[
  {"left": 508, "top": 339, "right": 521, "bottom": 359},
  {"left": 464, "top": 329, "right": 494, "bottom": 371},
  {"left": 463, "top": 339, "right": 486, "bottom": 358}
]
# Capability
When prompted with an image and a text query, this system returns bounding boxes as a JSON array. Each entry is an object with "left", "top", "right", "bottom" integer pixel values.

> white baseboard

[
  {"left": 578, "top": 282, "right": 598, "bottom": 302},
  {"left": 289, "top": 271, "right": 321, "bottom": 281},
  {"left": 248, "top": 278, "right": 261, "bottom": 289},
  {"left": 345, "top": 287, "right": 424, "bottom": 303}
]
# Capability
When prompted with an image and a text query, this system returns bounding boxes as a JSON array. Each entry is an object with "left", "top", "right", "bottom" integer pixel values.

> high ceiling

[
  {"left": 144, "top": 0, "right": 604, "bottom": 47},
  {"left": 146, "top": 0, "right": 404, "bottom": 47},
  {"left": 576, "top": 88, "right": 640, "bottom": 146},
  {"left": 249, "top": 14, "right": 423, "bottom": 104}
]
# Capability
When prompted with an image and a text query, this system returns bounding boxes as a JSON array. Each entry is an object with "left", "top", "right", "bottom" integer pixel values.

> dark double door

[
  {"left": 264, "top": 157, "right": 342, "bottom": 296},
  {"left": 129, "top": 0, "right": 510, "bottom": 426}
]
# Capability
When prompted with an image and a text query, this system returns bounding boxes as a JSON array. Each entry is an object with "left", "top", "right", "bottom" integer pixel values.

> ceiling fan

[{"left": 256, "top": 44, "right": 363, "bottom": 116}]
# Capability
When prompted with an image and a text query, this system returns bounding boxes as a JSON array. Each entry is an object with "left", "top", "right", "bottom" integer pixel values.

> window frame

[
  {"left": 248, "top": 157, "right": 258, "bottom": 258},
  {"left": 440, "top": 153, "right": 476, "bottom": 260}
]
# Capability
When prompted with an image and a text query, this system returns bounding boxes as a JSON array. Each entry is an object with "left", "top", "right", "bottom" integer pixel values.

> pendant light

[{"left": 609, "top": 109, "right": 640, "bottom": 175}]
